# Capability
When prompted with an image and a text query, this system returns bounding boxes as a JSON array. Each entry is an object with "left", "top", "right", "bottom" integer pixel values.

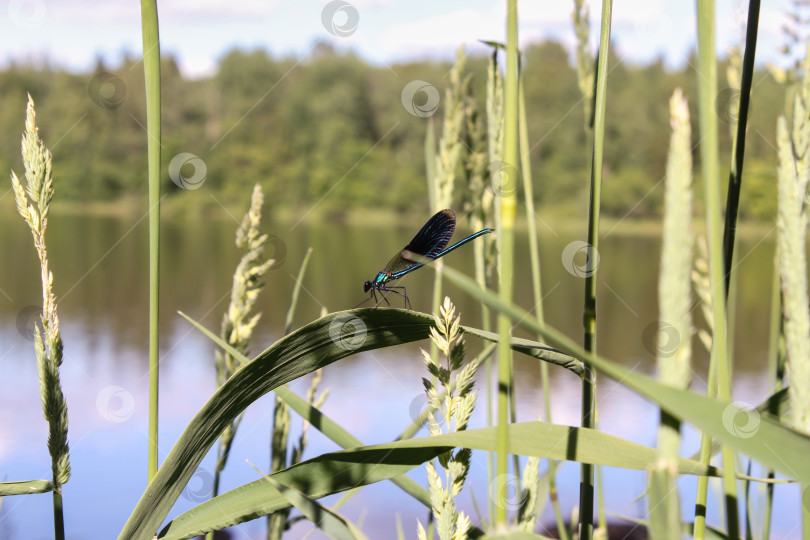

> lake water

[{"left": 0, "top": 212, "right": 799, "bottom": 539}]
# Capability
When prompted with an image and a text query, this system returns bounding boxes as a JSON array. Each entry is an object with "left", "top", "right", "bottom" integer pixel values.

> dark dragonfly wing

[
  {"left": 383, "top": 209, "right": 456, "bottom": 279},
  {"left": 405, "top": 208, "right": 456, "bottom": 258}
]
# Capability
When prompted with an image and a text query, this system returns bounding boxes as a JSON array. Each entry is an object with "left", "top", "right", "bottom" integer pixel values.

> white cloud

[
  {"left": 379, "top": 9, "right": 502, "bottom": 61},
  {"left": 0, "top": 0, "right": 794, "bottom": 76}
]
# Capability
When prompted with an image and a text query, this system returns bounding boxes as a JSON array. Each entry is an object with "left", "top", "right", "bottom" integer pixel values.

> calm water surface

[{"left": 0, "top": 212, "right": 796, "bottom": 539}]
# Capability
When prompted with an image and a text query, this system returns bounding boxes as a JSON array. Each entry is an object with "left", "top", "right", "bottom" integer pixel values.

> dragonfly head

[{"left": 363, "top": 280, "right": 372, "bottom": 293}]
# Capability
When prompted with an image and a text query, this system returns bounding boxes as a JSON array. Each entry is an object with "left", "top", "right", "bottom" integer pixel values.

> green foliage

[{"left": 0, "top": 43, "right": 785, "bottom": 219}]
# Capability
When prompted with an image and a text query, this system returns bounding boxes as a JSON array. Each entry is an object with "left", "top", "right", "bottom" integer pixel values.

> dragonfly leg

[
  {"left": 381, "top": 286, "right": 410, "bottom": 310},
  {"left": 373, "top": 287, "right": 391, "bottom": 308}
]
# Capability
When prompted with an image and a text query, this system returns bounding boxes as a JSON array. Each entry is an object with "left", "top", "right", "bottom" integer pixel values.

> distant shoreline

[{"left": 0, "top": 196, "right": 777, "bottom": 240}]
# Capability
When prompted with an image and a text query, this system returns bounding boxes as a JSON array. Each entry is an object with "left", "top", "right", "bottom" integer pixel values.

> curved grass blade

[
  {"left": 158, "top": 421, "right": 720, "bottom": 539},
  {"left": 688, "top": 387, "right": 791, "bottom": 461},
  {"left": 122, "top": 307, "right": 580, "bottom": 540},
  {"left": 259, "top": 473, "right": 370, "bottom": 540},
  {"left": 478, "top": 531, "right": 556, "bottom": 540},
  {"left": 464, "top": 328, "right": 584, "bottom": 377},
  {"left": 435, "top": 263, "right": 810, "bottom": 484},
  {"left": 120, "top": 309, "right": 433, "bottom": 539},
  {"left": 182, "top": 310, "right": 579, "bottom": 508},
  {"left": 159, "top": 445, "right": 446, "bottom": 539},
  {"left": 0, "top": 480, "right": 53, "bottom": 496},
  {"left": 609, "top": 513, "right": 729, "bottom": 540}
]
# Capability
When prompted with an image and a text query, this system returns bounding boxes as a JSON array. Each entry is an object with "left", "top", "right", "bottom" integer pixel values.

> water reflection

[{"left": 0, "top": 213, "right": 790, "bottom": 538}]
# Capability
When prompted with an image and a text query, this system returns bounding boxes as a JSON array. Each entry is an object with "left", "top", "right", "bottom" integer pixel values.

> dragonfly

[{"left": 361, "top": 209, "right": 494, "bottom": 309}]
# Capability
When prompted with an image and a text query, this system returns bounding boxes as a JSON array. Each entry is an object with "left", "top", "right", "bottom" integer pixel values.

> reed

[
  {"left": 417, "top": 297, "right": 478, "bottom": 540},
  {"left": 495, "top": 0, "right": 519, "bottom": 527},
  {"left": 427, "top": 46, "right": 470, "bottom": 361},
  {"left": 208, "top": 185, "right": 274, "bottom": 536},
  {"left": 10, "top": 95, "right": 70, "bottom": 540},
  {"left": 577, "top": 0, "right": 613, "bottom": 536},
  {"left": 268, "top": 248, "right": 326, "bottom": 540},
  {"left": 482, "top": 45, "right": 503, "bottom": 522},
  {"left": 776, "top": 45, "right": 810, "bottom": 535},
  {"left": 139, "top": 0, "right": 162, "bottom": 482},
  {"left": 648, "top": 88, "right": 693, "bottom": 538}
]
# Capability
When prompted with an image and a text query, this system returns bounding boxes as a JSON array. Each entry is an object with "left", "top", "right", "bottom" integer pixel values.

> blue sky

[{"left": 0, "top": 0, "right": 800, "bottom": 77}]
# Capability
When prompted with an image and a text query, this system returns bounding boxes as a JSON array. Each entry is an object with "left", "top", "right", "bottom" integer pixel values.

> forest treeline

[{"left": 0, "top": 40, "right": 785, "bottom": 219}]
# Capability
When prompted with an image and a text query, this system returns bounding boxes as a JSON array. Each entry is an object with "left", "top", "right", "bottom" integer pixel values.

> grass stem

[
  {"left": 495, "top": 0, "right": 519, "bottom": 526},
  {"left": 140, "top": 0, "right": 162, "bottom": 482},
  {"left": 721, "top": 0, "right": 760, "bottom": 297},
  {"left": 579, "top": 1, "right": 613, "bottom": 537},
  {"left": 695, "top": 1, "right": 739, "bottom": 537}
]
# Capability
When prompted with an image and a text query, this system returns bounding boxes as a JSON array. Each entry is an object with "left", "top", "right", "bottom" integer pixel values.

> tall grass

[
  {"left": 649, "top": 88, "right": 693, "bottom": 538},
  {"left": 495, "top": 0, "right": 519, "bottom": 528},
  {"left": 416, "top": 297, "right": 478, "bottom": 540},
  {"left": 10, "top": 96, "right": 70, "bottom": 540},
  {"left": 426, "top": 47, "right": 470, "bottom": 369},
  {"left": 204, "top": 185, "right": 274, "bottom": 540},
  {"left": 694, "top": 2, "right": 739, "bottom": 538},
  {"left": 576, "top": 0, "right": 613, "bottom": 536},
  {"left": 777, "top": 44, "right": 810, "bottom": 536},
  {"left": 139, "top": 0, "right": 162, "bottom": 482}
]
